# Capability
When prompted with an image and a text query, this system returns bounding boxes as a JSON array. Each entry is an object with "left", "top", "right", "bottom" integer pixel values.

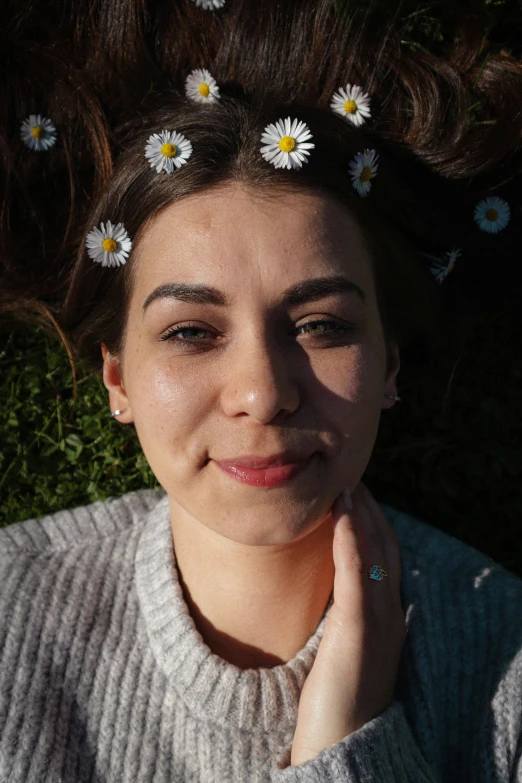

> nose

[{"left": 220, "top": 328, "right": 300, "bottom": 424}]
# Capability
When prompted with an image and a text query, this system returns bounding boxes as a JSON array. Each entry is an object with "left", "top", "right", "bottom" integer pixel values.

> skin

[{"left": 103, "top": 182, "right": 401, "bottom": 672}]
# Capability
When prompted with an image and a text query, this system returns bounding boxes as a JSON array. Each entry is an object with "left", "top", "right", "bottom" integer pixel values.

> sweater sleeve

[{"left": 272, "top": 701, "right": 440, "bottom": 782}]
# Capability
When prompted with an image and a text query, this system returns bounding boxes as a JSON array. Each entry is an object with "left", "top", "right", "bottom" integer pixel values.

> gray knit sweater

[{"left": 1, "top": 488, "right": 522, "bottom": 782}]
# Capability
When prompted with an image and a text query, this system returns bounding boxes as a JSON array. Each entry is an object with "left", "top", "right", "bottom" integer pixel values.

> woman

[{"left": 1, "top": 1, "right": 521, "bottom": 780}]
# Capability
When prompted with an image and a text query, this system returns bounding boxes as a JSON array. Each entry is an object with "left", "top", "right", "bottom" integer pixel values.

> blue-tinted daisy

[
  {"left": 428, "top": 248, "right": 461, "bottom": 283},
  {"left": 192, "top": 0, "right": 226, "bottom": 8},
  {"left": 20, "top": 114, "right": 57, "bottom": 151},
  {"left": 474, "top": 196, "right": 510, "bottom": 234},
  {"left": 260, "top": 117, "right": 315, "bottom": 170},
  {"left": 349, "top": 149, "right": 378, "bottom": 196},
  {"left": 330, "top": 84, "right": 371, "bottom": 127},
  {"left": 145, "top": 130, "right": 193, "bottom": 174},
  {"left": 86, "top": 221, "right": 132, "bottom": 268},
  {"left": 185, "top": 69, "right": 220, "bottom": 104}
]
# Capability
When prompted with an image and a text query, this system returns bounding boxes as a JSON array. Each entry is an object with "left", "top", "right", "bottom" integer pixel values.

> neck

[{"left": 168, "top": 497, "right": 335, "bottom": 670}]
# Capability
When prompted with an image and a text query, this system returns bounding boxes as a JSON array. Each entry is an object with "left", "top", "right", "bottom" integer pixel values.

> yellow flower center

[
  {"left": 31, "top": 125, "right": 45, "bottom": 139},
  {"left": 198, "top": 83, "right": 210, "bottom": 97},
  {"left": 161, "top": 143, "right": 177, "bottom": 158},
  {"left": 344, "top": 100, "right": 357, "bottom": 114},
  {"left": 360, "top": 166, "right": 373, "bottom": 182},
  {"left": 102, "top": 238, "right": 118, "bottom": 253},
  {"left": 279, "top": 136, "right": 296, "bottom": 153},
  {"left": 486, "top": 208, "right": 498, "bottom": 221}
]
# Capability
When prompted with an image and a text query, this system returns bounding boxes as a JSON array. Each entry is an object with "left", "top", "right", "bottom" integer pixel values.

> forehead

[{"left": 131, "top": 182, "right": 374, "bottom": 298}]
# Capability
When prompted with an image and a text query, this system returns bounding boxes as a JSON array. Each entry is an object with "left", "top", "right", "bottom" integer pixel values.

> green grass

[{"left": 0, "top": 328, "right": 158, "bottom": 521}]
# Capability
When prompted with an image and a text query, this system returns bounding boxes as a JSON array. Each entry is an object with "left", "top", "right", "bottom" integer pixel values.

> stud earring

[
  {"left": 110, "top": 409, "right": 127, "bottom": 417},
  {"left": 384, "top": 395, "right": 402, "bottom": 401}
]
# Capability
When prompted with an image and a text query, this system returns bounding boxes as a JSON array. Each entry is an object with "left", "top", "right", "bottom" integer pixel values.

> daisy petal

[
  {"left": 86, "top": 221, "right": 132, "bottom": 267},
  {"left": 260, "top": 117, "right": 314, "bottom": 171}
]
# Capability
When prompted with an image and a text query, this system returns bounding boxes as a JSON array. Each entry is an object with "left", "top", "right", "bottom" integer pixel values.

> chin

[{"left": 208, "top": 501, "right": 330, "bottom": 547}]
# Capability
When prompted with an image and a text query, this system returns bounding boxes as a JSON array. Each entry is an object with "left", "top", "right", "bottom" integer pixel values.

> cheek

[
  {"left": 125, "top": 337, "right": 385, "bottom": 484},
  {"left": 313, "top": 345, "right": 384, "bottom": 408},
  {"left": 127, "top": 359, "right": 212, "bottom": 456},
  {"left": 312, "top": 346, "right": 384, "bottom": 457}
]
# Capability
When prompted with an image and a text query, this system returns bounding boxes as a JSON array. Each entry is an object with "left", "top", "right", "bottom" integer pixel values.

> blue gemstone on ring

[{"left": 368, "top": 565, "right": 389, "bottom": 581}]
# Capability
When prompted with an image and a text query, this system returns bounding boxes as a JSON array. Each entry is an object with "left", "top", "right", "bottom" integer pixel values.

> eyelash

[{"left": 159, "top": 319, "right": 354, "bottom": 345}]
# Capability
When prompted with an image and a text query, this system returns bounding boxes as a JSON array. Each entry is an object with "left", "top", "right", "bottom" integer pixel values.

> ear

[
  {"left": 382, "top": 341, "right": 401, "bottom": 410},
  {"left": 101, "top": 344, "right": 134, "bottom": 423}
]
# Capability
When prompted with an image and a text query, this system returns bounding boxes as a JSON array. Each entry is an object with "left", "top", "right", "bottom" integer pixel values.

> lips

[
  {"left": 213, "top": 452, "right": 316, "bottom": 488},
  {"left": 214, "top": 452, "right": 315, "bottom": 469}
]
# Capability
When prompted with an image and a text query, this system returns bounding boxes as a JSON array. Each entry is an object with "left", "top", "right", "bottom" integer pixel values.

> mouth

[
  {"left": 214, "top": 451, "right": 316, "bottom": 469},
  {"left": 212, "top": 452, "right": 317, "bottom": 488}
]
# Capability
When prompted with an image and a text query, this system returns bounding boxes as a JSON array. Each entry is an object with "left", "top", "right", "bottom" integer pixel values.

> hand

[{"left": 290, "top": 481, "right": 407, "bottom": 766}]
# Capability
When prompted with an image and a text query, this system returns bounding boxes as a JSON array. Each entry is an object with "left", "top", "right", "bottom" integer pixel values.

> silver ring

[{"left": 368, "top": 565, "right": 389, "bottom": 581}]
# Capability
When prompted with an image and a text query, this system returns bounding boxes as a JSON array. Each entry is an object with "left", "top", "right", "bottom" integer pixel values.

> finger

[
  {"left": 349, "top": 484, "right": 390, "bottom": 588},
  {"left": 355, "top": 483, "right": 402, "bottom": 596},
  {"left": 330, "top": 489, "right": 390, "bottom": 628},
  {"left": 330, "top": 492, "right": 367, "bottom": 616}
]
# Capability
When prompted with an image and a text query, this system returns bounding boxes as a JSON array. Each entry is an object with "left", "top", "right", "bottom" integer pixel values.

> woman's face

[{"left": 104, "top": 183, "right": 400, "bottom": 545}]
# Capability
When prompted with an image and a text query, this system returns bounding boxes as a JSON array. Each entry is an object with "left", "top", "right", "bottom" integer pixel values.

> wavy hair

[{"left": 1, "top": 0, "right": 521, "bottom": 371}]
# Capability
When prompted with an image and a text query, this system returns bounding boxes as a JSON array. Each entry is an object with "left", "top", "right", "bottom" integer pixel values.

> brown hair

[{"left": 1, "top": 0, "right": 521, "bottom": 372}]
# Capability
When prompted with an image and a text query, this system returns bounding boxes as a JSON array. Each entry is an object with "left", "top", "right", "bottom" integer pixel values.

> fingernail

[{"left": 343, "top": 487, "right": 352, "bottom": 511}]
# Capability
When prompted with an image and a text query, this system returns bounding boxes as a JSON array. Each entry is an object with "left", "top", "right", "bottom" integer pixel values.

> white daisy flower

[
  {"left": 428, "top": 248, "right": 461, "bottom": 283},
  {"left": 85, "top": 221, "right": 132, "bottom": 268},
  {"left": 474, "top": 196, "right": 510, "bottom": 234},
  {"left": 330, "top": 84, "right": 371, "bottom": 127},
  {"left": 260, "top": 117, "right": 315, "bottom": 170},
  {"left": 191, "top": 0, "right": 226, "bottom": 9},
  {"left": 349, "top": 149, "right": 378, "bottom": 197},
  {"left": 185, "top": 68, "right": 220, "bottom": 104},
  {"left": 144, "top": 130, "right": 193, "bottom": 174},
  {"left": 20, "top": 114, "right": 57, "bottom": 151}
]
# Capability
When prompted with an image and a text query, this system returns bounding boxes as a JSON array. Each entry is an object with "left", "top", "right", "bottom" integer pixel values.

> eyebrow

[{"left": 142, "top": 274, "right": 366, "bottom": 313}]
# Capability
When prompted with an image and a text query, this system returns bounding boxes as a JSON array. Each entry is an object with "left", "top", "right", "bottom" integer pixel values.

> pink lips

[{"left": 214, "top": 453, "right": 315, "bottom": 488}]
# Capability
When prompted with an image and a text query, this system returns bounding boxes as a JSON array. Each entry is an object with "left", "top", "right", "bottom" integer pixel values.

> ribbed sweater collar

[{"left": 134, "top": 494, "right": 334, "bottom": 733}]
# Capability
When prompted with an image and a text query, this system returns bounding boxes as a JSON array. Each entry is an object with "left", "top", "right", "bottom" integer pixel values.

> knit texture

[{"left": 1, "top": 488, "right": 522, "bottom": 782}]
